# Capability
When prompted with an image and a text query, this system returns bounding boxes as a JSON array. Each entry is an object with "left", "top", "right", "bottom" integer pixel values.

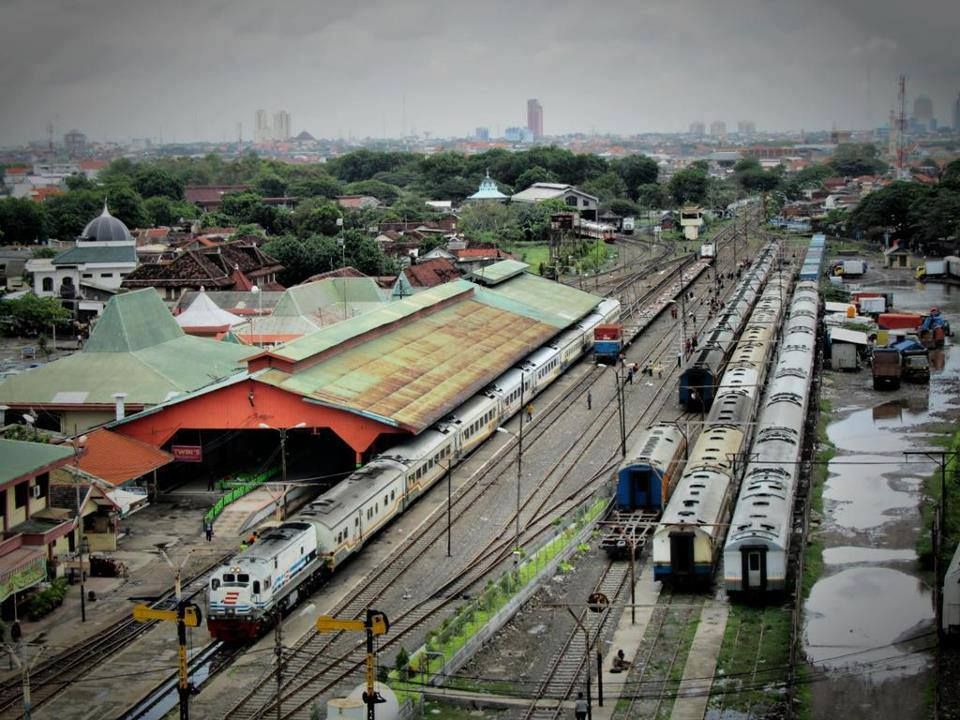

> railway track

[
  {"left": 520, "top": 560, "right": 632, "bottom": 720},
  {"left": 614, "top": 588, "right": 706, "bottom": 720},
  {"left": 206, "top": 212, "right": 767, "bottom": 718},
  {"left": 0, "top": 552, "right": 232, "bottom": 720}
]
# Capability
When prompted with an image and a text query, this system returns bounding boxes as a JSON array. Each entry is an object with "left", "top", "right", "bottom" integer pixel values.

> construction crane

[{"left": 316, "top": 609, "right": 390, "bottom": 720}]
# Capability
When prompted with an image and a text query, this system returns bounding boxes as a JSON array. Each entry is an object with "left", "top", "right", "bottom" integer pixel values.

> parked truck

[
  {"left": 872, "top": 348, "right": 902, "bottom": 390},
  {"left": 833, "top": 259, "right": 867, "bottom": 277},
  {"left": 916, "top": 259, "right": 947, "bottom": 280}
]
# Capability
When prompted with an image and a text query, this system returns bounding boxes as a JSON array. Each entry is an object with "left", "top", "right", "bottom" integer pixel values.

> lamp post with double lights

[{"left": 258, "top": 422, "right": 307, "bottom": 520}]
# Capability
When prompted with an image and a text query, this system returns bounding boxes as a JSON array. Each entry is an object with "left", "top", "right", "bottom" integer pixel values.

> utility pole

[
  {"left": 133, "top": 551, "right": 201, "bottom": 720},
  {"left": 3, "top": 643, "right": 46, "bottom": 720},
  {"left": 275, "top": 616, "right": 283, "bottom": 720},
  {"left": 316, "top": 610, "right": 390, "bottom": 720}
]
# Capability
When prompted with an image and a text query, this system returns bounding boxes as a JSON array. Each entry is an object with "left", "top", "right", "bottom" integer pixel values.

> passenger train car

[
  {"left": 653, "top": 268, "right": 788, "bottom": 585},
  {"left": 207, "top": 297, "right": 621, "bottom": 641},
  {"left": 723, "top": 281, "right": 819, "bottom": 594},
  {"left": 613, "top": 424, "right": 687, "bottom": 513},
  {"left": 679, "top": 241, "right": 779, "bottom": 411}
]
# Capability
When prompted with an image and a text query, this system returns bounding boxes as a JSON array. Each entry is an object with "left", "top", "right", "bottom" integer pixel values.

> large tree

[
  {"left": 668, "top": 167, "right": 709, "bottom": 205},
  {"left": 0, "top": 294, "right": 71, "bottom": 336},
  {"left": 44, "top": 191, "right": 103, "bottom": 239},
  {"left": 830, "top": 143, "right": 888, "bottom": 177},
  {"left": 847, "top": 181, "right": 929, "bottom": 238},
  {"left": 614, "top": 155, "right": 658, "bottom": 199},
  {"left": 134, "top": 167, "right": 185, "bottom": 200},
  {"left": 0, "top": 198, "right": 47, "bottom": 245}
]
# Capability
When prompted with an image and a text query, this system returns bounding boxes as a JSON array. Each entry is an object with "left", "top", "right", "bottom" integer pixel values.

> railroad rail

[{"left": 0, "top": 551, "right": 233, "bottom": 720}]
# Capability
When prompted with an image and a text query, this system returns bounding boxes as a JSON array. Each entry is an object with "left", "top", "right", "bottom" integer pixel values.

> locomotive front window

[
  {"left": 211, "top": 579, "right": 221, "bottom": 591},
  {"left": 224, "top": 573, "right": 236, "bottom": 582},
  {"left": 237, "top": 574, "right": 250, "bottom": 583},
  {"left": 253, "top": 581, "right": 261, "bottom": 594}
]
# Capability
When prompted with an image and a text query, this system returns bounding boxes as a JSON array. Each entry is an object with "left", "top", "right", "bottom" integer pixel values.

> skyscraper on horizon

[
  {"left": 709, "top": 120, "right": 727, "bottom": 140},
  {"left": 274, "top": 110, "right": 291, "bottom": 142},
  {"left": 526, "top": 98, "right": 543, "bottom": 140},
  {"left": 255, "top": 109, "right": 270, "bottom": 143},
  {"left": 688, "top": 122, "right": 705, "bottom": 137}
]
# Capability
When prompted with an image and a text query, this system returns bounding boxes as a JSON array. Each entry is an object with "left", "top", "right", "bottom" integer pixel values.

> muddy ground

[{"left": 804, "top": 255, "right": 959, "bottom": 720}]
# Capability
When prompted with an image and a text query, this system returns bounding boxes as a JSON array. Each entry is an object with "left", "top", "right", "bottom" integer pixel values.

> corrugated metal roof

[
  {"left": 52, "top": 245, "right": 137, "bottom": 266},
  {"left": 474, "top": 273, "right": 600, "bottom": 327},
  {"left": 0, "top": 336, "right": 252, "bottom": 406},
  {"left": 0, "top": 439, "right": 74, "bottom": 486},
  {"left": 471, "top": 259, "right": 528, "bottom": 285},
  {"left": 85, "top": 289, "right": 182, "bottom": 352},
  {"left": 269, "top": 282, "right": 473, "bottom": 364},
  {"left": 829, "top": 328, "right": 869, "bottom": 345},
  {"left": 257, "top": 296, "right": 558, "bottom": 432}
]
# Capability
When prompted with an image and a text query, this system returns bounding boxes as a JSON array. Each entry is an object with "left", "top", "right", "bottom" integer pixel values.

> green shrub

[{"left": 26, "top": 578, "right": 69, "bottom": 621}]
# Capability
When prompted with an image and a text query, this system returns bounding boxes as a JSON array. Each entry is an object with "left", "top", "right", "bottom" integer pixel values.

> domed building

[{"left": 28, "top": 201, "right": 138, "bottom": 317}]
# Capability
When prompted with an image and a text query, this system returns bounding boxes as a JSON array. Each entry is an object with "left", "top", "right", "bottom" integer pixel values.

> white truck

[
  {"left": 833, "top": 259, "right": 866, "bottom": 277},
  {"left": 916, "top": 259, "right": 947, "bottom": 280}
]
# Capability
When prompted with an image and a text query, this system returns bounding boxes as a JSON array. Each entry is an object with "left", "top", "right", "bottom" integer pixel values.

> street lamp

[
  {"left": 250, "top": 285, "right": 262, "bottom": 346},
  {"left": 495, "top": 427, "right": 523, "bottom": 558},
  {"left": 259, "top": 422, "right": 307, "bottom": 520}
]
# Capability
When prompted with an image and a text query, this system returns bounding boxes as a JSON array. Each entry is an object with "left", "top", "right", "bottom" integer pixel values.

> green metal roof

[
  {"left": 470, "top": 259, "right": 529, "bottom": 285},
  {"left": 0, "top": 336, "right": 253, "bottom": 407},
  {"left": 0, "top": 439, "right": 74, "bottom": 486},
  {"left": 272, "top": 277, "right": 385, "bottom": 318},
  {"left": 84, "top": 289, "right": 182, "bottom": 352},
  {"left": 269, "top": 281, "right": 473, "bottom": 364},
  {"left": 257, "top": 295, "right": 557, "bottom": 432},
  {"left": 52, "top": 245, "right": 137, "bottom": 266},
  {"left": 475, "top": 273, "right": 601, "bottom": 328}
]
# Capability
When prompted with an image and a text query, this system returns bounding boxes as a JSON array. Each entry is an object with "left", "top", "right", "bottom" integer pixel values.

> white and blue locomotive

[{"left": 207, "top": 298, "right": 621, "bottom": 640}]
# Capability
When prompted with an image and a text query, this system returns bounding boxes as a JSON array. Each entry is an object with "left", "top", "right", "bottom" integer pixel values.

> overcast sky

[{"left": 1, "top": 0, "right": 958, "bottom": 145}]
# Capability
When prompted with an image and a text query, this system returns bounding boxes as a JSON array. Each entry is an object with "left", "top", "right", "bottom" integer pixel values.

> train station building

[{"left": 107, "top": 261, "right": 603, "bottom": 487}]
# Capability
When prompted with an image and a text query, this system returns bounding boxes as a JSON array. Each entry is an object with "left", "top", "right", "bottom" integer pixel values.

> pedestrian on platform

[
  {"left": 587, "top": 390, "right": 592, "bottom": 410},
  {"left": 204, "top": 522, "right": 213, "bottom": 542},
  {"left": 575, "top": 692, "right": 588, "bottom": 720},
  {"left": 240, "top": 540, "right": 248, "bottom": 552},
  {"left": 207, "top": 476, "right": 215, "bottom": 492}
]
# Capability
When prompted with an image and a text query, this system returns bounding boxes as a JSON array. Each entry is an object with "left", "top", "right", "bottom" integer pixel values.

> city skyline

[{"left": 1, "top": 0, "right": 958, "bottom": 146}]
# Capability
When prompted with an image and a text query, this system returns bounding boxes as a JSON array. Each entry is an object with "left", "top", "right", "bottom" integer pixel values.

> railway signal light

[{"left": 315, "top": 610, "right": 389, "bottom": 720}]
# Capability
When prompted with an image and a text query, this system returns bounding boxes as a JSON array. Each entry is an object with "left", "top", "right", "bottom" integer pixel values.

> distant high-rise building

[
  {"left": 273, "top": 111, "right": 291, "bottom": 142},
  {"left": 475, "top": 127, "right": 490, "bottom": 140},
  {"left": 954, "top": 93, "right": 960, "bottom": 131},
  {"left": 688, "top": 122, "right": 705, "bottom": 137},
  {"left": 709, "top": 121, "right": 727, "bottom": 139},
  {"left": 737, "top": 120, "right": 756, "bottom": 136},
  {"left": 527, "top": 99, "right": 543, "bottom": 140},
  {"left": 912, "top": 95, "right": 934, "bottom": 124},
  {"left": 63, "top": 129, "right": 87, "bottom": 158},
  {"left": 255, "top": 109, "right": 271, "bottom": 143},
  {"left": 505, "top": 126, "right": 534, "bottom": 143}
]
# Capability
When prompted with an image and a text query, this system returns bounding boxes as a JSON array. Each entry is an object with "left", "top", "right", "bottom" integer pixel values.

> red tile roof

[
  {"left": 403, "top": 258, "right": 462, "bottom": 288},
  {"left": 5, "top": 167, "right": 28, "bottom": 175},
  {"left": 79, "top": 160, "right": 108, "bottom": 171},
  {"left": 75, "top": 429, "right": 173, "bottom": 486},
  {"left": 30, "top": 187, "right": 65, "bottom": 202}
]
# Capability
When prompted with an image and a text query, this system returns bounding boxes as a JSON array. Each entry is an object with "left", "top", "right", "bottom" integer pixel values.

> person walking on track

[
  {"left": 575, "top": 692, "right": 588, "bottom": 720},
  {"left": 525, "top": 403, "right": 534, "bottom": 422},
  {"left": 586, "top": 391, "right": 592, "bottom": 410}
]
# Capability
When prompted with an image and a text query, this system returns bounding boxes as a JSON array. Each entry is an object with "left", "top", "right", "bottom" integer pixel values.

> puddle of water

[
  {"left": 804, "top": 566, "right": 933, "bottom": 674},
  {"left": 828, "top": 407, "right": 935, "bottom": 452},
  {"left": 823, "top": 547, "right": 918, "bottom": 565},
  {"left": 823, "top": 454, "right": 922, "bottom": 531}
]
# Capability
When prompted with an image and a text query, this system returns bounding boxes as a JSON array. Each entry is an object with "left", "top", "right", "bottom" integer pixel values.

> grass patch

[
  {"left": 508, "top": 243, "right": 551, "bottom": 274},
  {"left": 915, "top": 431, "right": 960, "bottom": 567},
  {"left": 710, "top": 605, "right": 793, "bottom": 714}
]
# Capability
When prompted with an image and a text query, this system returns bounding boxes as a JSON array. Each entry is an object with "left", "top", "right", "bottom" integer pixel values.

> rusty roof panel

[
  {"left": 257, "top": 299, "right": 556, "bottom": 432},
  {"left": 267, "top": 281, "right": 474, "bottom": 364}
]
